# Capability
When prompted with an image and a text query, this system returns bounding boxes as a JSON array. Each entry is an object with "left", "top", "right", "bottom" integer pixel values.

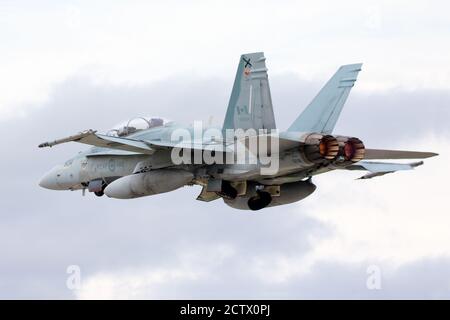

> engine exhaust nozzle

[
  {"left": 335, "top": 136, "right": 365, "bottom": 164},
  {"left": 303, "top": 134, "right": 339, "bottom": 163}
]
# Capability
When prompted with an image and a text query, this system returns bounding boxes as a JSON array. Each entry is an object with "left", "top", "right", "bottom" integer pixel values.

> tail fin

[
  {"left": 288, "top": 63, "right": 362, "bottom": 134},
  {"left": 222, "top": 52, "right": 276, "bottom": 132}
]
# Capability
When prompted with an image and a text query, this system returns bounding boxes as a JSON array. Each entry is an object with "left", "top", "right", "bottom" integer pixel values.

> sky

[{"left": 1, "top": 0, "right": 450, "bottom": 299}]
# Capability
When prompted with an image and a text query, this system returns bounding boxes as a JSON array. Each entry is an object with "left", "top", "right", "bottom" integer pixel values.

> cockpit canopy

[{"left": 107, "top": 117, "right": 170, "bottom": 137}]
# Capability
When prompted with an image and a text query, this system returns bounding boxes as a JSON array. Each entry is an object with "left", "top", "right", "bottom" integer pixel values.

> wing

[
  {"left": 345, "top": 160, "right": 424, "bottom": 179},
  {"left": 288, "top": 63, "right": 362, "bottom": 134},
  {"left": 38, "top": 130, "right": 155, "bottom": 154},
  {"left": 38, "top": 129, "right": 233, "bottom": 154}
]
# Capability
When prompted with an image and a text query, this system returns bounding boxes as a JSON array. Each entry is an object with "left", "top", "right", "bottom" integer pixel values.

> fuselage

[
  {"left": 38, "top": 123, "right": 332, "bottom": 193},
  {"left": 38, "top": 53, "right": 436, "bottom": 210}
]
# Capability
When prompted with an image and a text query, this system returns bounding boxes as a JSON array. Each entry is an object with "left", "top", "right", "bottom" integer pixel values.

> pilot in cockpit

[{"left": 107, "top": 117, "right": 167, "bottom": 137}]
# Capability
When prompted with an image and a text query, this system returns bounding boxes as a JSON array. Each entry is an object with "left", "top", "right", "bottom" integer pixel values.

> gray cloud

[
  {"left": 1, "top": 73, "right": 449, "bottom": 298},
  {"left": 269, "top": 258, "right": 450, "bottom": 299}
]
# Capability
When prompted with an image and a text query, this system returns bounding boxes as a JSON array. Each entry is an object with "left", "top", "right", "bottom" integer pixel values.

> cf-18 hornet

[{"left": 39, "top": 52, "right": 437, "bottom": 210}]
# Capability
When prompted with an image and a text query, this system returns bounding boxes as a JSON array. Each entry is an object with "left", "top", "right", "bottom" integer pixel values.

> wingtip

[{"left": 341, "top": 63, "right": 363, "bottom": 70}]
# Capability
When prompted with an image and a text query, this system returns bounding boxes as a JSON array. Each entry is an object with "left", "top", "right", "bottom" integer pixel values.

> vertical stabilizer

[
  {"left": 223, "top": 52, "right": 276, "bottom": 132},
  {"left": 288, "top": 63, "right": 362, "bottom": 134}
]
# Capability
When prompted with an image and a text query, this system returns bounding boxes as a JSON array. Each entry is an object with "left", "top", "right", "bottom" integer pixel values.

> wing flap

[{"left": 148, "top": 139, "right": 233, "bottom": 153}]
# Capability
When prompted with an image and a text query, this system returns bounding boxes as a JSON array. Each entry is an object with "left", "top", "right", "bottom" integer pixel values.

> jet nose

[{"left": 39, "top": 165, "right": 64, "bottom": 190}]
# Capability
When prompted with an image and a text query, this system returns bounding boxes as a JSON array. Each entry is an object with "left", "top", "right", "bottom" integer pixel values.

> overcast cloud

[
  {"left": 1, "top": 74, "right": 449, "bottom": 299},
  {"left": 1, "top": 0, "right": 450, "bottom": 299}
]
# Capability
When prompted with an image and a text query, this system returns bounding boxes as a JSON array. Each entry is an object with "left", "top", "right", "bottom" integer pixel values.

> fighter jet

[{"left": 38, "top": 52, "right": 437, "bottom": 210}]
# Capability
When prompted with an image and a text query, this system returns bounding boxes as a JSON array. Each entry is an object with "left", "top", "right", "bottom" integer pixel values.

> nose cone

[{"left": 39, "top": 165, "right": 64, "bottom": 190}]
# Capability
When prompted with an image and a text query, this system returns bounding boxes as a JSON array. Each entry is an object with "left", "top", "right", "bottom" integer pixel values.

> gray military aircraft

[{"left": 39, "top": 52, "right": 437, "bottom": 210}]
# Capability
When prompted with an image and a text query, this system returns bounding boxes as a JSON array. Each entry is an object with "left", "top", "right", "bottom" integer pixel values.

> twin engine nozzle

[
  {"left": 301, "top": 133, "right": 365, "bottom": 165},
  {"left": 335, "top": 136, "right": 365, "bottom": 164}
]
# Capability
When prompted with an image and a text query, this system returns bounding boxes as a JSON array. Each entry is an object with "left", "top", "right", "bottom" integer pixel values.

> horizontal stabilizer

[
  {"left": 364, "top": 149, "right": 438, "bottom": 160},
  {"left": 345, "top": 160, "right": 424, "bottom": 179}
]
